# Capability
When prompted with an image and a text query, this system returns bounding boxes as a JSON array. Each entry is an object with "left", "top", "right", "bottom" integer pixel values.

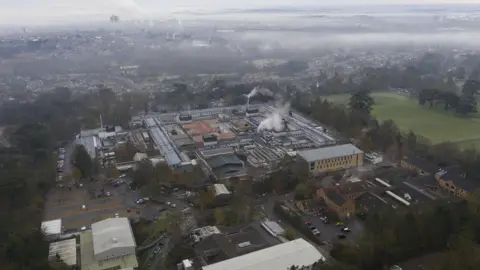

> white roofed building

[
  {"left": 48, "top": 238, "right": 77, "bottom": 266},
  {"left": 92, "top": 218, "right": 136, "bottom": 261},
  {"left": 80, "top": 217, "right": 138, "bottom": 270},
  {"left": 213, "top": 184, "right": 231, "bottom": 197},
  {"left": 201, "top": 238, "right": 325, "bottom": 270},
  {"left": 41, "top": 219, "right": 62, "bottom": 240}
]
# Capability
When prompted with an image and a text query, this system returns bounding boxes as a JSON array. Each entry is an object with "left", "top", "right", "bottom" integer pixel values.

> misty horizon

[{"left": 3, "top": 1, "right": 480, "bottom": 26}]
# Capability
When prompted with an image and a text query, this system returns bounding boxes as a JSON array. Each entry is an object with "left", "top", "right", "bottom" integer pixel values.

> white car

[
  {"left": 171, "top": 204, "right": 176, "bottom": 208},
  {"left": 106, "top": 192, "right": 111, "bottom": 196},
  {"left": 114, "top": 213, "right": 119, "bottom": 218},
  {"left": 81, "top": 205, "right": 86, "bottom": 210},
  {"left": 166, "top": 201, "right": 171, "bottom": 206}
]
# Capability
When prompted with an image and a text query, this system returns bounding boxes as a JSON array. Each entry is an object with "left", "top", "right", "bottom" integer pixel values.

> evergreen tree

[{"left": 348, "top": 90, "right": 375, "bottom": 115}]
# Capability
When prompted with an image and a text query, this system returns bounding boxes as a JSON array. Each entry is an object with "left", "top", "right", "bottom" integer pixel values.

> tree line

[{"left": 418, "top": 79, "right": 480, "bottom": 115}]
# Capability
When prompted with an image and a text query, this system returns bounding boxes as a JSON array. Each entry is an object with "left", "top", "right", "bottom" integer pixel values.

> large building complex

[
  {"left": 297, "top": 144, "right": 364, "bottom": 175},
  {"left": 135, "top": 104, "right": 338, "bottom": 181},
  {"left": 201, "top": 238, "right": 325, "bottom": 270}
]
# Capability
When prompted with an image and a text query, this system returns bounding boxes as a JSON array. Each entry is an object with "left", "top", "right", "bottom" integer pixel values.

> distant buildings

[{"left": 297, "top": 144, "right": 364, "bottom": 175}]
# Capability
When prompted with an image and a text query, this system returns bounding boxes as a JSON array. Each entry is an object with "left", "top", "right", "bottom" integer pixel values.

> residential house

[
  {"left": 406, "top": 175, "right": 441, "bottom": 194},
  {"left": 317, "top": 188, "right": 355, "bottom": 220},
  {"left": 400, "top": 157, "right": 439, "bottom": 176},
  {"left": 435, "top": 169, "right": 479, "bottom": 200}
]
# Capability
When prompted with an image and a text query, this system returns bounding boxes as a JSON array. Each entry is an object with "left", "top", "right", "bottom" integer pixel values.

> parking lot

[
  {"left": 44, "top": 175, "right": 192, "bottom": 230},
  {"left": 303, "top": 214, "right": 364, "bottom": 248}
]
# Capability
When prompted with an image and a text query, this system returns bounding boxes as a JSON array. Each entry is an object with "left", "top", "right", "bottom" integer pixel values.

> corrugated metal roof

[
  {"left": 202, "top": 238, "right": 324, "bottom": 270},
  {"left": 41, "top": 219, "right": 62, "bottom": 235},
  {"left": 92, "top": 218, "right": 136, "bottom": 256},
  {"left": 149, "top": 126, "right": 181, "bottom": 166},
  {"left": 298, "top": 144, "right": 363, "bottom": 162},
  {"left": 49, "top": 238, "right": 77, "bottom": 266}
]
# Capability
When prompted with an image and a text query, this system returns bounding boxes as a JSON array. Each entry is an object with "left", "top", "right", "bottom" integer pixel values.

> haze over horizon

[{"left": 2, "top": 0, "right": 480, "bottom": 26}]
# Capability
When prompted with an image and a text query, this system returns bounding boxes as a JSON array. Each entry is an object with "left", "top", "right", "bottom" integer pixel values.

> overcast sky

[{"left": 1, "top": 0, "right": 480, "bottom": 25}]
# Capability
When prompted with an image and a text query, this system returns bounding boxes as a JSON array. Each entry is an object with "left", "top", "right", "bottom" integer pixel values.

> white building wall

[{"left": 95, "top": 246, "right": 136, "bottom": 261}]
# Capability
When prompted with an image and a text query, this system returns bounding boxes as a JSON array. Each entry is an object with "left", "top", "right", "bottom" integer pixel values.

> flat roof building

[
  {"left": 298, "top": 144, "right": 364, "bottom": 175},
  {"left": 48, "top": 238, "right": 77, "bottom": 266},
  {"left": 80, "top": 217, "right": 138, "bottom": 270},
  {"left": 201, "top": 238, "right": 324, "bottom": 270},
  {"left": 41, "top": 219, "right": 62, "bottom": 240}
]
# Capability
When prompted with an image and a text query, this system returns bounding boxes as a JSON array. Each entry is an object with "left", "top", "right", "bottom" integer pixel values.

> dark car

[{"left": 338, "top": 234, "right": 347, "bottom": 239}]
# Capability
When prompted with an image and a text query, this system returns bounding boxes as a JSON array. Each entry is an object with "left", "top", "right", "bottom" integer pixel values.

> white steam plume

[
  {"left": 257, "top": 102, "right": 290, "bottom": 132},
  {"left": 246, "top": 87, "right": 273, "bottom": 106}
]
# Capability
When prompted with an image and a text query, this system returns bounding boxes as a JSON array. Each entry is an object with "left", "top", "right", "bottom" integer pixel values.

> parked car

[
  {"left": 312, "top": 229, "right": 321, "bottom": 236},
  {"left": 336, "top": 222, "right": 344, "bottom": 227},
  {"left": 305, "top": 220, "right": 312, "bottom": 225},
  {"left": 309, "top": 225, "right": 316, "bottom": 230},
  {"left": 341, "top": 227, "right": 351, "bottom": 233},
  {"left": 153, "top": 247, "right": 161, "bottom": 254},
  {"left": 337, "top": 234, "right": 347, "bottom": 239},
  {"left": 171, "top": 204, "right": 176, "bottom": 208}
]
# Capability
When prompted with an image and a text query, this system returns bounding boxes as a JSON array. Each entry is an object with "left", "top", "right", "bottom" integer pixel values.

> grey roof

[
  {"left": 298, "top": 144, "right": 363, "bottom": 162},
  {"left": 392, "top": 182, "right": 436, "bottom": 203},
  {"left": 403, "top": 157, "right": 440, "bottom": 174},
  {"left": 91, "top": 218, "right": 136, "bottom": 256},
  {"left": 325, "top": 189, "right": 346, "bottom": 206},
  {"left": 48, "top": 238, "right": 77, "bottom": 266},
  {"left": 149, "top": 126, "right": 181, "bottom": 166},
  {"left": 207, "top": 155, "right": 243, "bottom": 170},
  {"left": 356, "top": 192, "right": 388, "bottom": 212},
  {"left": 438, "top": 170, "right": 480, "bottom": 192}
]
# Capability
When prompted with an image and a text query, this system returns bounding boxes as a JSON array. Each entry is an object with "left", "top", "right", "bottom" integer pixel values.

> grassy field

[{"left": 323, "top": 92, "right": 480, "bottom": 149}]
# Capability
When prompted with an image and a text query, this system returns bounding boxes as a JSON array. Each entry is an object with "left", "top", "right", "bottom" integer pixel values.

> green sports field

[{"left": 323, "top": 92, "right": 480, "bottom": 149}]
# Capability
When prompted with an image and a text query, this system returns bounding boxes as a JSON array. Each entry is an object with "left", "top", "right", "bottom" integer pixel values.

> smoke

[
  {"left": 257, "top": 102, "right": 290, "bottom": 132},
  {"left": 247, "top": 87, "right": 273, "bottom": 99},
  {"left": 246, "top": 86, "right": 274, "bottom": 106}
]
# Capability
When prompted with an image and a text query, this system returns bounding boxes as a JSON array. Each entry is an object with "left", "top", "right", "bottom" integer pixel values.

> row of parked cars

[
  {"left": 56, "top": 147, "right": 66, "bottom": 180},
  {"left": 305, "top": 219, "right": 351, "bottom": 240}
]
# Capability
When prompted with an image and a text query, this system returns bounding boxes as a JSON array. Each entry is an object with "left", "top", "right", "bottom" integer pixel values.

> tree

[
  {"left": 71, "top": 166, "right": 82, "bottom": 182},
  {"left": 105, "top": 167, "right": 120, "bottom": 179},
  {"left": 456, "top": 93, "right": 477, "bottom": 115},
  {"left": 283, "top": 228, "right": 296, "bottom": 240},
  {"left": 72, "top": 145, "right": 93, "bottom": 178},
  {"left": 214, "top": 208, "right": 226, "bottom": 225},
  {"left": 294, "top": 183, "right": 311, "bottom": 200},
  {"left": 461, "top": 79, "right": 480, "bottom": 96},
  {"left": 348, "top": 90, "right": 375, "bottom": 115}
]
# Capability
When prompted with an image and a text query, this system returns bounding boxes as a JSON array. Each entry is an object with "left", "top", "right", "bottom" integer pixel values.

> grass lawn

[{"left": 323, "top": 92, "right": 480, "bottom": 148}]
